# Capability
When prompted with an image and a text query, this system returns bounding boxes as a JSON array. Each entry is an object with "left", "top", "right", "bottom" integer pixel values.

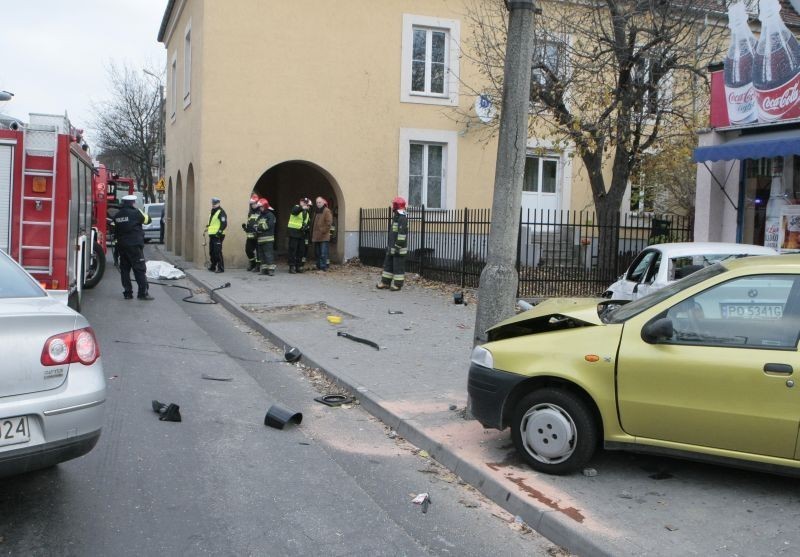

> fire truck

[{"left": 0, "top": 113, "right": 105, "bottom": 311}]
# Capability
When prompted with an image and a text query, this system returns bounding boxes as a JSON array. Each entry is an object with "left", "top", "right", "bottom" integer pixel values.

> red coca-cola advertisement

[{"left": 711, "top": 0, "right": 800, "bottom": 128}]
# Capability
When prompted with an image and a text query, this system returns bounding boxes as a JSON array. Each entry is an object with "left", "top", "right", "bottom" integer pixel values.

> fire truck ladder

[{"left": 18, "top": 123, "right": 58, "bottom": 275}]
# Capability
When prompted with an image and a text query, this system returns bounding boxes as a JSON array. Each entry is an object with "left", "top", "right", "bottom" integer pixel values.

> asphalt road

[{"left": 0, "top": 252, "right": 563, "bottom": 556}]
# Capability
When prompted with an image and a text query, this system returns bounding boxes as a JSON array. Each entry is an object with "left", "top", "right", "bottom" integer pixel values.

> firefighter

[
  {"left": 242, "top": 193, "right": 260, "bottom": 271},
  {"left": 300, "top": 197, "right": 312, "bottom": 271},
  {"left": 376, "top": 196, "right": 408, "bottom": 291},
  {"left": 114, "top": 195, "right": 153, "bottom": 300},
  {"left": 206, "top": 197, "right": 228, "bottom": 273},
  {"left": 287, "top": 197, "right": 311, "bottom": 273},
  {"left": 255, "top": 197, "right": 277, "bottom": 276}
]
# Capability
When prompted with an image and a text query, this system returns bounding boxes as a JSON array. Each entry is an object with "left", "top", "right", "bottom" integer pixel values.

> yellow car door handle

[{"left": 764, "top": 363, "right": 793, "bottom": 375}]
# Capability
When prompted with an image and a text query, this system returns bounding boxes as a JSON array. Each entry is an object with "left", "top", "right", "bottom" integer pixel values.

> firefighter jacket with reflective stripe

[
  {"left": 244, "top": 206, "right": 259, "bottom": 239},
  {"left": 256, "top": 210, "right": 276, "bottom": 243},
  {"left": 113, "top": 205, "right": 151, "bottom": 247},
  {"left": 388, "top": 211, "right": 408, "bottom": 255},
  {"left": 208, "top": 207, "right": 228, "bottom": 236},
  {"left": 287, "top": 205, "right": 310, "bottom": 239}
]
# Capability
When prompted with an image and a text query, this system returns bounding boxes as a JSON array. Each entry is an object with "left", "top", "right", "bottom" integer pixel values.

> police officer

[
  {"left": 242, "top": 193, "right": 261, "bottom": 271},
  {"left": 207, "top": 197, "right": 228, "bottom": 273},
  {"left": 114, "top": 195, "right": 153, "bottom": 300},
  {"left": 255, "top": 198, "right": 277, "bottom": 276},
  {"left": 287, "top": 197, "right": 311, "bottom": 273},
  {"left": 376, "top": 196, "right": 408, "bottom": 291}
]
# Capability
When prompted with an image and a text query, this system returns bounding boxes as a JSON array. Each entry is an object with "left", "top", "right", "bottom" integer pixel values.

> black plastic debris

[
  {"left": 264, "top": 404, "right": 303, "bottom": 429},
  {"left": 337, "top": 331, "right": 380, "bottom": 350},
  {"left": 201, "top": 374, "right": 233, "bottom": 382},
  {"left": 152, "top": 400, "right": 182, "bottom": 422},
  {"left": 453, "top": 291, "right": 464, "bottom": 305},
  {"left": 284, "top": 346, "right": 302, "bottom": 363},
  {"left": 314, "top": 394, "right": 354, "bottom": 407},
  {"left": 388, "top": 309, "right": 404, "bottom": 315}
]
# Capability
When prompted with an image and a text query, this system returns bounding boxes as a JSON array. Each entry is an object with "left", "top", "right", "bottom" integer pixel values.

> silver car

[
  {"left": 142, "top": 203, "right": 164, "bottom": 243},
  {"left": 0, "top": 250, "right": 105, "bottom": 477}
]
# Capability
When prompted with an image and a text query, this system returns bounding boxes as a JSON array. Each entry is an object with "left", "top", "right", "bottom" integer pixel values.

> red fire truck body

[
  {"left": 93, "top": 163, "right": 135, "bottom": 245},
  {"left": 0, "top": 113, "right": 104, "bottom": 310}
]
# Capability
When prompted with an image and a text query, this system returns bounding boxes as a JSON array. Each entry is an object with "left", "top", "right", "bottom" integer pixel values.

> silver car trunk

[{"left": 0, "top": 298, "right": 77, "bottom": 397}]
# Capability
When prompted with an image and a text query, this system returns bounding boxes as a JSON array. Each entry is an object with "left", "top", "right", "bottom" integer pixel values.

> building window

[
  {"left": 170, "top": 53, "right": 177, "bottom": 120},
  {"left": 401, "top": 14, "right": 460, "bottom": 106},
  {"left": 183, "top": 21, "right": 192, "bottom": 107},
  {"left": 409, "top": 143, "right": 445, "bottom": 209},
  {"left": 531, "top": 37, "right": 567, "bottom": 88},
  {"left": 523, "top": 156, "right": 558, "bottom": 194},
  {"left": 399, "top": 129, "right": 458, "bottom": 210},
  {"left": 632, "top": 54, "right": 672, "bottom": 116}
]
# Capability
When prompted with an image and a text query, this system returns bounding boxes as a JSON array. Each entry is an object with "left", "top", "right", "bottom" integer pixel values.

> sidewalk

[{"left": 151, "top": 246, "right": 797, "bottom": 557}]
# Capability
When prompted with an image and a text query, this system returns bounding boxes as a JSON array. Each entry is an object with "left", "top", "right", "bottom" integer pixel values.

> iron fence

[{"left": 359, "top": 207, "right": 693, "bottom": 298}]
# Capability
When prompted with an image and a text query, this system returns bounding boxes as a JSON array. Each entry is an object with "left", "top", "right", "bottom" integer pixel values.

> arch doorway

[
  {"left": 185, "top": 164, "right": 196, "bottom": 262},
  {"left": 252, "top": 161, "right": 344, "bottom": 263},
  {"left": 175, "top": 172, "right": 183, "bottom": 256}
]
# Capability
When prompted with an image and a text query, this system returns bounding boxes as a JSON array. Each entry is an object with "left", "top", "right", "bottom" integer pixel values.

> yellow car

[{"left": 468, "top": 255, "right": 800, "bottom": 475}]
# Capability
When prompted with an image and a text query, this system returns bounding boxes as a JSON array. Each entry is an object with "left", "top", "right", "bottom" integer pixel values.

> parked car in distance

[
  {"left": 142, "top": 203, "right": 164, "bottom": 243},
  {"left": 0, "top": 250, "right": 105, "bottom": 478},
  {"left": 603, "top": 242, "right": 778, "bottom": 301},
  {"left": 468, "top": 254, "right": 800, "bottom": 476}
]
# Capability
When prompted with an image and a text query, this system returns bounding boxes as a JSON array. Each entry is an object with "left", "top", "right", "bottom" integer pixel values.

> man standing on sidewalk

[
  {"left": 376, "top": 196, "right": 408, "bottom": 291},
  {"left": 242, "top": 193, "right": 260, "bottom": 271},
  {"left": 312, "top": 196, "right": 333, "bottom": 271},
  {"left": 207, "top": 197, "right": 228, "bottom": 273},
  {"left": 255, "top": 197, "right": 276, "bottom": 276},
  {"left": 114, "top": 195, "right": 153, "bottom": 300},
  {"left": 286, "top": 197, "right": 310, "bottom": 273}
]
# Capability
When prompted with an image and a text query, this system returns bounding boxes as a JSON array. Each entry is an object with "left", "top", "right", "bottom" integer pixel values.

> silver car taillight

[{"left": 41, "top": 327, "right": 100, "bottom": 366}]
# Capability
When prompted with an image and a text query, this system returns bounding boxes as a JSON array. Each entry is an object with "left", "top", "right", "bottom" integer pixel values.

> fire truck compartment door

[{"left": 0, "top": 144, "right": 12, "bottom": 254}]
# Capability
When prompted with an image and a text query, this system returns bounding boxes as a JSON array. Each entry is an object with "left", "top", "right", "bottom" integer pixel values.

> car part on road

[
  {"left": 388, "top": 309, "right": 404, "bottom": 314},
  {"left": 152, "top": 400, "right": 182, "bottom": 422},
  {"left": 149, "top": 280, "right": 231, "bottom": 304},
  {"left": 264, "top": 404, "right": 303, "bottom": 429},
  {"left": 314, "top": 394, "right": 354, "bottom": 407},
  {"left": 284, "top": 346, "right": 302, "bottom": 363},
  {"left": 454, "top": 291, "right": 464, "bottom": 305},
  {"left": 517, "top": 299, "right": 535, "bottom": 311},
  {"left": 412, "top": 492, "right": 432, "bottom": 513},
  {"left": 336, "top": 331, "right": 380, "bottom": 350},
  {"left": 201, "top": 374, "right": 234, "bottom": 382}
]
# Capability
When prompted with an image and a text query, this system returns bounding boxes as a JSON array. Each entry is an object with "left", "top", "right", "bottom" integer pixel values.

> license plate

[
  {"left": 720, "top": 303, "right": 784, "bottom": 320},
  {"left": 0, "top": 416, "right": 31, "bottom": 447}
]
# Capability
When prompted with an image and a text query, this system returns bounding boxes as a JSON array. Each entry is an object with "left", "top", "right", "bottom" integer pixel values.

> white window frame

[
  {"left": 170, "top": 52, "right": 177, "bottom": 121},
  {"left": 398, "top": 128, "right": 458, "bottom": 210},
  {"left": 400, "top": 14, "right": 460, "bottom": 106},
  {"left": 525, "top": 137, "right": 574, "bottom": 209},
  {"left": 183, "top": 20, "right": 192, "bottom": 108}
]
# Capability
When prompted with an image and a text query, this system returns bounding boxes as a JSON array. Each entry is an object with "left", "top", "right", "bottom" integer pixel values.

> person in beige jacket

[{"left": 312, "top": 197, "right": 333, "bottom": 271}]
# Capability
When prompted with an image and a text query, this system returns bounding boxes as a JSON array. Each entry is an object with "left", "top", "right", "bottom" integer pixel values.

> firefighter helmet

[
  {"left": 256, "top": 198, "right": 271, "bottom": 209},
  {"left": 391, "top": 196, "right": 407, "bottom": 211},
  {"left": 250, "top": 193, "right": 259, "bottom": 204}
]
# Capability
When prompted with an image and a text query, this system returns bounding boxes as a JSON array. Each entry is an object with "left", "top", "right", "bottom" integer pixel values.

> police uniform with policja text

[{"left": 114, "top": 201, "right": 152, "bottom": 299}]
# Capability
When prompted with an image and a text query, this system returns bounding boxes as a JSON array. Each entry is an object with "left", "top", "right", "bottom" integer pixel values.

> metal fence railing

[{"left": 359, "top": 207, "right": 693, "bottom": 298}]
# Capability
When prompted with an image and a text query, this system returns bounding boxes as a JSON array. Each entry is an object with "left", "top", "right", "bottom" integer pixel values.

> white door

[
  {"left": 521, "top": 156, "right": 560, "bottom": 221},
  {"left": 0, "top": 145, "right": 12, "bottom": 254}
]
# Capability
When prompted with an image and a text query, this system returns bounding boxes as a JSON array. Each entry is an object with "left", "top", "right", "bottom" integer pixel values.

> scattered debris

[
  {"left": 298, "top": 442, "right": 311, "bottom": 446},
  {"left": 459, "top": 498, "right": 479, "bottom": 508},
  {"left": 327, "top": 315, "right": 343, "bottom": 324},
  {"left": 456, "top": 323, "right": 469, "bottom": 330},
  {"left": 336, "top": 331, "right": 380, "bottom": 350},
  {"left": 665, "top": 525, "right": 679, "bottom": 532},
  {"left": 201, "top": 374, "right": 233, "bottom": 382},
  {"left": 453, "top": 291, "right": 465, "bottom": 305},
  {"left": 582, "top": 468, "right": 598, "bottom": 477},
  {"left": 388, "top": 309, "right": 404, "bottom": 314},
  {"left": 151, "top": 400, "right": 182, "bottom": 422},
  {"left": 412, "top": 492, "right": 432, "bottom": 513},
  {"left": 387, "top": 430, "right": 398, "bottom": 439},
  {"left": 418, "top": 449, "right": 430, "bottom": 459},
  {"left": 448, "top": 404, "right": 458, "bottom": 411},
  {"left": 284, "top": 346, "right": 302, "bottom": 363},
  {"left": 619, "top": 491, "right": 633, "bottom": 499},
  {"left": 264, "top": 404, "right": 303, "bottom": 429},
  {"left": 314, "top": 394, "right": 354, "bottom": 407},
  {"left": 108, "top": 375, "right": 119, "bottom": 380}
]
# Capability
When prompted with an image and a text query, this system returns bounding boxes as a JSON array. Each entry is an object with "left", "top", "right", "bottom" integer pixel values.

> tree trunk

[{"left": 473, "top": 0, "right": 537, "bottom": 344}]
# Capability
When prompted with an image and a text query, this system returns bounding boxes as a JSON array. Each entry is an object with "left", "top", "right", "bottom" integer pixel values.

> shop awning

[{"left": 693, "top": 129, "right": 800, "bottom": 162}]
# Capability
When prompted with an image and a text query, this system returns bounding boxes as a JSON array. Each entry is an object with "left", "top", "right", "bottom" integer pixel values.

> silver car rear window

[{"left": 0, "top": 252, "right": 46, "bottom": 299}]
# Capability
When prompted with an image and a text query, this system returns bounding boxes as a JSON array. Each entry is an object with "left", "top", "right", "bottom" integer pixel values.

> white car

[
  {"left": 142, "top": 203, "right": 164, "bottom": 243},
  {"left": 603, "top": 242, "right": 778, "bottom": 301},
  {"left": 0, "top": 250, "right": 106, "bottom": 477}
]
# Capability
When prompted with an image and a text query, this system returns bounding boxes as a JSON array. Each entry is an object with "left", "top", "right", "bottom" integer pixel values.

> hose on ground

[{"left": 148, "top": 280, "right": 231, "bottom": 304}]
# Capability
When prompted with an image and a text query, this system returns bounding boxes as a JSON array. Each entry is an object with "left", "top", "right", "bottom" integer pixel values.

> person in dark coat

[{"left": 114, "top": 195, "right": 153, "bottom": 300}]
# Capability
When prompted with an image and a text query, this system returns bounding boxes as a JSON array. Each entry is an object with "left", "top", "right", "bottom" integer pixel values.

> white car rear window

[{"left": 0, "top": 252, "right": 46, "bottom": 299}]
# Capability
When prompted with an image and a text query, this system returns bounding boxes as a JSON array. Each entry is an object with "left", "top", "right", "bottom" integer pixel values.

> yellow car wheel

[{"left": 511, "top": 388, "right": 598, "bottom": 475}]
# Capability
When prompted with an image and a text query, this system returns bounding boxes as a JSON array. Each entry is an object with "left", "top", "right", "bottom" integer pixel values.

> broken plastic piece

[
  {"left": 388, "top": 309, "right": 404, "bottom": 314},
  {"left": 201, "top": 374, "right": 233, "bottom": 382},
  {"left": 337, "top": 331, "right": 380, "bottom": 350},
  {"left": 284, "top": 346, "right": 302, "bottom": 363},
  {"left": 314, "top": 394, "right": 354, "bottom": 407},
  {"left": 412, "top": 492, "right": 432, "bottom": 513},
  {"left": 264, "top": 404, "right": 303, "bottom": 429},
  {"left": 152, "top": 400, "right": 182, "bottom": 422},
  {"left": 454, "top": 291, "right": 464, "bottom": 304}
]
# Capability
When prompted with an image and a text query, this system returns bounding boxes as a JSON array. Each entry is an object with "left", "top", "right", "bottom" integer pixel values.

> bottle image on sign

[
  {"left": 753, "top": 0, "right": 800, "bottom": 122},
  {"left": 724, "top": 2, "right": 758, "bottom": 125}
]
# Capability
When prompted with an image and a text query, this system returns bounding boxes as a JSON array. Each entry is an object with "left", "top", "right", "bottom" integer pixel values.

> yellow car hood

[{"left": 486, "top": 298, "right": 604, "bottom": 342}]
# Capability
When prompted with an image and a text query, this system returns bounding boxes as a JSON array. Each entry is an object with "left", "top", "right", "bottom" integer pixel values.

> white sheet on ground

[{"left": 146, "top": 260, "right": 186, "bottom": 280}]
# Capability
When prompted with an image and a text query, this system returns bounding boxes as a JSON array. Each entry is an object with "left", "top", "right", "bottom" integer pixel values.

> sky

[{"left": 0, "top": 0, "right": 167, "bottom": 143}]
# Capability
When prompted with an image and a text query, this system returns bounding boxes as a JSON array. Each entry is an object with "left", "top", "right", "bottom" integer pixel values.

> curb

[{"left": 180, "top": 266, "right": 624, "bottom": 557}]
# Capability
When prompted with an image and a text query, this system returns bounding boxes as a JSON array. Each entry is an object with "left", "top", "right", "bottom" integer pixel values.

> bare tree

[
  {"left": 462, "top": 0, "right": 726, "bottom": 276},
  {"left": 91, "top": 63, "right": 161, "bottom": 202}
]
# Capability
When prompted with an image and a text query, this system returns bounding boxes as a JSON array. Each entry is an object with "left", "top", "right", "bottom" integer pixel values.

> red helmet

[
  {"left": 256, "top": 198, "right": 271, "bottom": 209},
  {"left": 250, "top": 193, "right": 259, "bottom": 203},
  {"left": 392, "top": 196, "right": 407, "bottom": 211}
]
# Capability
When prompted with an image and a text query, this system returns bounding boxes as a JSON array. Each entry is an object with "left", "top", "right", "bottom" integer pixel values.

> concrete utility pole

[{"left": 474, "top": 0, "right": 537, "bottom": 344}]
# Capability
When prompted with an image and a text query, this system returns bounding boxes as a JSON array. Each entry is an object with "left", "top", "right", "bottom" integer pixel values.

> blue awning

[{"left": 693, "top": 129, "right": 800, "bottom": 162}]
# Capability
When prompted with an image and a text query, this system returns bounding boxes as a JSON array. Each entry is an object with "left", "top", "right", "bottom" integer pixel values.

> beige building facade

[{"left": 158, "top": 0, "right": 597, "bottom": 266}]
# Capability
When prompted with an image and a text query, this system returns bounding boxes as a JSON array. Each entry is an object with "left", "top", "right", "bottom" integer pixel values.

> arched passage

[
  {"left": 175, "top": 172, "right": 183, "bottom": 256},
  {"left": 252, "top": 161, "right": 344, "bottom": 263},
  {"left": 185, "top": 164, "right": 196, "bottom": 262},
  {"left": 167, "top": 178, "right": 174, "bottom": 251}
]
